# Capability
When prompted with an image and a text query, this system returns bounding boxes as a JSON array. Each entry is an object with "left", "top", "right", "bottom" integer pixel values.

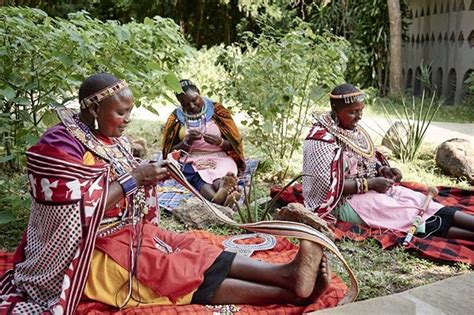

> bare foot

[
  {"left": 212, "top": 173, "right": 237, "bottom": 205},
  {"left": 309, "top": 254, "right": 331, "bottom": 300},
  {"left": 291, "top": 239, "right": 324, "bottom": 299},
  {"left": 224, "top": 190, "right": 241, "bottom": 207},
  {"left": 295, "top": 254, "right": 331, "bottom": 306}
]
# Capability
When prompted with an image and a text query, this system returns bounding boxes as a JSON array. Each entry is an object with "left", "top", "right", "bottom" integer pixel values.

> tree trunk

[
  {"left": 387, "top": 0, "right": 402, "bottom": 96},
  {"left": 196, "top": 0, "right": 206, "bottom": 48}
]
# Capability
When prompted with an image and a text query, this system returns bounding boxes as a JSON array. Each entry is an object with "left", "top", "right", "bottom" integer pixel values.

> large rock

[
  {"left": 273, "top": 203, "right": 334, "bottom": 241},
  {"left": 173, "top": 197, "right": 235, "bottom": 229},
  {"left": 381, "top": 121, "right": 408, "bottom": 152},
  {"left": 435, "top": 138, "right": 474, "bottom": 183}
]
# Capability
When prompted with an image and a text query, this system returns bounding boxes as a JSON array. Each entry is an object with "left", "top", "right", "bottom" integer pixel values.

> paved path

[
  {"left": 361, "top": 116, "right": 474, "bottom": 146},
  {"left": 310, "top": 272, "right": 473, "bottom": 315},
  {"left": 132, "top": 107, "right": 474, "bottom": 146}
]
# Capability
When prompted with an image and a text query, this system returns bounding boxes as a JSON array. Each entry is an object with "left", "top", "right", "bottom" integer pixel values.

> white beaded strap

[{"left": 165, "top": 153, "right": 360, "bottom": 305}]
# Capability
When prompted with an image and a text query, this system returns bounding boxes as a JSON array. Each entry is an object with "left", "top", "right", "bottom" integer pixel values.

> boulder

[
  {"left": 381, "top": 121, "right": 408, "bottom": 152},
  {"left": 173, "top": 197, "right": 235, "bottom": 229},
  {"left": 273, "top": 203, "right": 334, "bottom": 241},
  {"left": 435, "top": 138, "right": 474, "bottom": 183}
]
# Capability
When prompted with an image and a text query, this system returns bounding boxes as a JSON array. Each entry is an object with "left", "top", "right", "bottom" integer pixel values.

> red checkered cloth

[
  {"left": 1, "top": 231, "right": 347, "bottom": 314},
  {"left": 334, "top": 182, "right": 474, "bottom": 265}
]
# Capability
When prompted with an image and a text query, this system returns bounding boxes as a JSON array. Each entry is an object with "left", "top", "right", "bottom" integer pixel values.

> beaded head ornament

[
  {"left": 80, "top": 80, "right": 129, "bottom": 109},
  {"left": 329, "top": 90, "right": 365, "bottom": 104},
  {"left": 175, "top": 79, "right": 199, "bottom": 96}
]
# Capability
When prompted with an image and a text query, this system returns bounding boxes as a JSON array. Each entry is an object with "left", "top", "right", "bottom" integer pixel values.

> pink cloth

[
  {"left": 342, "top": 151, "right": 443, "bottom": 232},
  {"left": 180, "top": 120, "right": 238, "bottom": 184},
  {"left": 347, "top": 185, "right": 444, "bottom": 232}
]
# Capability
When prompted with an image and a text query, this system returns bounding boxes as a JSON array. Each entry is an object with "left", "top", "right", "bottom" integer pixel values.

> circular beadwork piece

[{"left": 222, "top": 233, "right": 277, "bottom": 256}]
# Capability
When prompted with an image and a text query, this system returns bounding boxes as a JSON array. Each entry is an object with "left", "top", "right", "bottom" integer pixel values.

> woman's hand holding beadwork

[
  {"left": 185, "top": 129, "right": 202, "bottom": 146},
  {"left": 368, "top": 177, "right": 394, "bottom": 193},
  {"left": 379, "top": 166, "right": 403, "bottom": 183},
  {"left": 131, "top": 161, "right": 170, "bottom": 187},
  {"left": 203, "top": 133, "right": 223, "bottom": 146}
]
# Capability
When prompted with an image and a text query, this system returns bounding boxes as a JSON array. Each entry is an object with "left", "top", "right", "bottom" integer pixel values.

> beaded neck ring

[
  {"left": 182, "top": 101, "right": 207, "bottom": 120},
  {"left": 329, "top": 90, "right": 365, "bottom": 104},
  {"left": 80, "top": 80, "right": 129, "bottom": 109},
  {"left": 314, "top": 112, "right": 375, "bottom": 159}
]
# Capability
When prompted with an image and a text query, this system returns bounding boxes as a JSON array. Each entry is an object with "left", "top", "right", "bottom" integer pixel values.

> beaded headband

[
  {"left": 329, "top": 91, "right": 365, "bottom": 104},
  {"left": 80, "top": 80, "right": 129, "bottom": 109},
  {"left": 176, "top": 79, "right": 198, "bottom": 96},
  {"left": 180, "top": 79, "right": 196, "bottom": 89}
]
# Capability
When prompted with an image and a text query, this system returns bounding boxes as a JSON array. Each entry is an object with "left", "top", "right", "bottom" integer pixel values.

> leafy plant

[
  {"left": 233, "top": 173, "right": 303, "bottom": 223},
  {"left": 224, "top": 23, "right": 349, "bottom": 179},
  {"left": 380, "top": 91, "right": 441, "bottom": 162},
  {"left": 417, "top": 61, "right": 433, "bottom": 95},
  {"left": 0, "top": 173, "right": 29, "bottom": 232},
  {"left": 0, "top": 7, "right": 189, "bottom": 170},
  {"left": 465, "top": 72, "right": 474, "bottom": 94}
]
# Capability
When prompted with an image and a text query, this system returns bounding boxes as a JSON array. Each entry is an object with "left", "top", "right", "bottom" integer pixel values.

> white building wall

[{"left": 402, "top": 0, "right": 474, "bottom": 104}]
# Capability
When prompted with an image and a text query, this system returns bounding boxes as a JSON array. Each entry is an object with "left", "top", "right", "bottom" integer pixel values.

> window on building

[
  {"left": 461, "top": 69, "right": 474, "bottom": 104},
  {"left": 435, "top": 68, "right": 443, "bottom": 97},
  {"left": 458, "top": 31, "right": 464, "bottom": 46},
  {"left": 468, "top": 30, "right": 474, "bottom": 47},
  {"left": 414, "top": 67, "right": 422, "bottom": 96},
  {"left": 447, "top": 68, "right": 457, "bottom": 105},
  {"left": 406, "top": 68, "right": 413, "bottom": 91}
]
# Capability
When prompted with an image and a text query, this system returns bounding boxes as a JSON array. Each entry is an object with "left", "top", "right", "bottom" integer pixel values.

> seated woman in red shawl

[
  {"left": 0, "top": 73, "right": 334, "bottom": 314},
  {"left": 303, "top": 83, "right": 474, "bottom": 240},
  {"left": 162, "top": 80, "right": 244, "bottom": 206}
]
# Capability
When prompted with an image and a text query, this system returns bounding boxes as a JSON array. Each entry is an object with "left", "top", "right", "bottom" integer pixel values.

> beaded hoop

[
  {"left": 222, "top": 233, "right": 276, "bottom": 257},
  {"left": 80, "top": 80, "right": 129, "bottom": 109}
]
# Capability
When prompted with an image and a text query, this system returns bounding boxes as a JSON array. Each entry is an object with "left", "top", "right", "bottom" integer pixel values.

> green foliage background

[{"left": 0, "top": 7, "right": 188, "bottom": 169}]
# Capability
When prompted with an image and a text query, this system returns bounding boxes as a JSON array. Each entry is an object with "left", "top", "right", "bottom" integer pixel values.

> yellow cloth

[
  {"left": 83, "top": 249, "right": 195, "bottom": 308},
  {"left": 83, "top": 151, "right": 96, "bottom": 165}
]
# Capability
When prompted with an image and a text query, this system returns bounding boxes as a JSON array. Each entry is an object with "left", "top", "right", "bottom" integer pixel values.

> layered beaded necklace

[
  {"left": 58, "top": 108, "right": 138, "bottom": 176},
  {"left": 315, "top": 112, "right": 375, "bottom": 159},
  {"left": 315, "top": 112, "right": 378, "bottom": 179},
  {"left": 182, "top": 101, "right": 208, "bottom": 134}
]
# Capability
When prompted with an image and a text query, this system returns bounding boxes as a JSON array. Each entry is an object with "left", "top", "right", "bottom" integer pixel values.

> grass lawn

[
  {"left": 0, "top": 113, "right": 472, "bottom": 302},
  {"left": 129, "top": 117, "right": 473, "bottom": 301}
]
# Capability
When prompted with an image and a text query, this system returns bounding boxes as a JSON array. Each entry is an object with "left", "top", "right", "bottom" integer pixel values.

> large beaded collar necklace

[
  {"left": 57, "top": 107, "right": 138, "bottom": 175},
  {"left": 176, "top": 97, "right": 214, "bottom": 125},
  {"left": 314, "top": 112, "right": 375, "bottom": 159}
]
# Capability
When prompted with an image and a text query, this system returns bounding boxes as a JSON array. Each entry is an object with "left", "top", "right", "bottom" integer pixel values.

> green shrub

[
  {"left": 0, "top": 7, "right": 189, "bottom": 170},
  {"left": 381, "top": 92, "right": 441, "bottom": 162},
  {"left": 224, "top": 24, "right": 349, "bottom": 179}
]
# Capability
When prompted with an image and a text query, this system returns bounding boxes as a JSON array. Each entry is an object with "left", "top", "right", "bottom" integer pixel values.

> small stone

[
  {"left": 381, "top": 121, "right": 408, "bottom": 152},
  {"left": 172, "top": 197, "right": 235, "bottom": 229}
]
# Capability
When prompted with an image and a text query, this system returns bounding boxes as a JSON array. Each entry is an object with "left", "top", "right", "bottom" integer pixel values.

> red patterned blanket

[
  {"left": 334, "top": 182, "right": 473, "bottom": 264},
  {"left": 271, "top": 181, "right": 473, "bottom": 264},
  {"left": 1, "top": 230, "right": 347, "bottom": 314}
]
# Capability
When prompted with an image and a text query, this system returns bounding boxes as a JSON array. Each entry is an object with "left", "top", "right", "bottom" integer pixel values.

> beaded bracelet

[
  {"left": 362, "top": 178, "right": 369, "bottom": 193},
  {"left": 117, "top": 172, "right": 138, "bottom": 197},
  {"left": 355, "top": 178, "right": 362, "bottom": 194}
]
